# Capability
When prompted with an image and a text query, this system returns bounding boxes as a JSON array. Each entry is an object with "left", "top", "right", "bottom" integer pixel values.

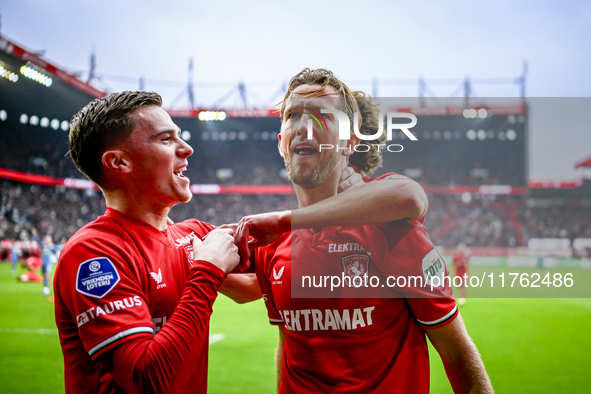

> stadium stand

[
  {"left": 3, "top": 180, "right": 590, "bottom": 251},
  {"left": 1, "top": 33, "right": 590, "bottom": 259}
]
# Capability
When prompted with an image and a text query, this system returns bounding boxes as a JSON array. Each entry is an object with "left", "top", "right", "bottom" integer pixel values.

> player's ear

[
  {"left": 102, "top": 150, "right": 132, "bottom": 174},
  {"left": 278, "top": 133, "right": 285, "bottom": 158},
  {"left": 341, "top": 133, "right": 360, "bottom": 157}
]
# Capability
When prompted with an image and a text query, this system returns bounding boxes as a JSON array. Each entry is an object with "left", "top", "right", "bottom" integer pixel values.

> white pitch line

[
  {"left": 209, "top": 333, "right": 225, "bottom": 345},
  {"left": 0, "top": 328, "right": 58, "bottom": 335}
]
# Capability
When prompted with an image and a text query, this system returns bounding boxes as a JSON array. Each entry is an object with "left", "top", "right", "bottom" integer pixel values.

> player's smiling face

[
  {"left": 123, "top": 106, "right": 194, "bottom": 207},
  {"left": 279, "top": 84, "right": 352, "bottom": 189}
]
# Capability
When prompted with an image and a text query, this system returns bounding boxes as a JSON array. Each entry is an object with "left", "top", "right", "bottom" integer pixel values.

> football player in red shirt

[
  {"left": 237, "top": 68, "right": 493, "bottom": 393},
  {"left": 452, "top": 243, "right": 471, "bottom": 305},
  {"left": 54, "top": 91, "right": 241, "bottom": 394}
]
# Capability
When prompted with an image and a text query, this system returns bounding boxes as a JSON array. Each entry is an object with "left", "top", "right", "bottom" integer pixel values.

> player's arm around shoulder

[
  {"left": 349, "top": 171, "right": 428, "bottom": 221},
  {"left": 424, "top": 313, "right": 494, "bottom": 394},
  {"left": 290, "top": 171, "right": 428, "bottom": 229}
]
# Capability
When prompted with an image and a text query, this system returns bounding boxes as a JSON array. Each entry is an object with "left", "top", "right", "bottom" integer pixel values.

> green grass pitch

[{"left": 1, "top": 261, "right": 590, "bottom": 393}]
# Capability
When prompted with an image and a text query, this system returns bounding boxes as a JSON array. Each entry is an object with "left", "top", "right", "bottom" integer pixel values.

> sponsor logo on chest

[
  {"left": 280, "top": 306, "right": 375, "bottom": 332},
  {"left": 152, "top": 316, "right": 168, "bottom": 333},
  {"left": 174, "top": 231, "right": 202, "bottom": 265},
  {"left": 175, "top": 231, "right": 198, "bottom": 248},
  {"left": 328, "top": 242, "right": 366, "bottom": 253}
]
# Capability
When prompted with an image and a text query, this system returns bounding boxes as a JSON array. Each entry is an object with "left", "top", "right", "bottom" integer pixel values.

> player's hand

[
  {"left": 338, "top": 166, "right": 364, "bottom": 193},
  {"left": 219, "top": 223, "right": 250, "bottom": 271},
  {"left": 219, "top": 223, "right": 238, "bottom": 232},
  {"left": 236, "top": 211, "right": 291, "bottom": 263},
  {"left": 192, "top": 228, "right": 240, "bottom": 274}
]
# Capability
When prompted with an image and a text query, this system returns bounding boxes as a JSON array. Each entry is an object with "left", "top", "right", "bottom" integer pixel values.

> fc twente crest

[{"left": 341, "top": 254, "right": 370, "bottom": 289}]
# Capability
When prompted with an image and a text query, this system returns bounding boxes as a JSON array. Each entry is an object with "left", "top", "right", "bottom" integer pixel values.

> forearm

[
  {"left": 107, "top": 261, "right": 224, "bottom": 393},
  {"left": 219, "top": 273, "right": 262, "bottom": 304},
  {"left": 291, "top": 180, "right": 427, "bottom": 229},
  {"left": 275, "top": 326, "right": 286, "bottom": 392},
  {"left": 441, "top": 344, "right": 493, "bottom": 393},
  {"left": 275, "top": 346, "right": 282, "bottom": 392},
  {"left": 427, "top": 315, "right": 493, "bottom": 394}
]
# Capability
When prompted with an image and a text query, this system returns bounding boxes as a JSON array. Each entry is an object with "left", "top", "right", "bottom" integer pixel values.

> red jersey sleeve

[
  {"left": 365, "top": 172, "right": 428, "bottom": 223},
  {"left": 380, "top": 221, "right": 458, "bottom": 329},
  {"left": 56, "top": 232, "right": 155, "bottom": 359},
  {"left": 366, "top": 172, "right": 411, "bottom": 182},
  {"left": 54, "top": 214, "right": 226, "bottom": 394},
  {"left": 106, "top": 259, "right": 225, "bottom": 394},
  {"left": 254, "top": 238, "right": 286, "bottom": 326}
]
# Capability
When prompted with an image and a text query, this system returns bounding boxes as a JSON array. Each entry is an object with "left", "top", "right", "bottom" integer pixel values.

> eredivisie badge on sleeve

[
  {"left": 341, "top": 254, "right": 369, "bottom": 289},
  {"left": 76, "top": 257, "right": 120, "bottom": 298}
]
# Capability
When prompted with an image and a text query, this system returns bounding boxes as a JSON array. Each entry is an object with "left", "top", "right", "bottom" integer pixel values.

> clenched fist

[
  {"left": 192, "top": 228, "right": 240, "bottom": 274},
  {"left": 236, "top": 211, "right": 291, "bottom": 263}
]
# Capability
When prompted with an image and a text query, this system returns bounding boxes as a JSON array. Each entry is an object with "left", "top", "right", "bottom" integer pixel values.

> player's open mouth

[
  {"left": 293, "top": 145, "right": 318, "bottom": 156},
  {"left": 173, "top": 167, "right": 187, "bottom": 179}
]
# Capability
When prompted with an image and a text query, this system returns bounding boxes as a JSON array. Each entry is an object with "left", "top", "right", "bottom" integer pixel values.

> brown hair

[
  {"left": 69, "top": 91, "right": 162, "bottom": 186},
  {"left": 280, "top": 68, "right": 360, "bottom": 132},
  {"left": 349, "top": 91, "right": 386, "bottom": 174}
]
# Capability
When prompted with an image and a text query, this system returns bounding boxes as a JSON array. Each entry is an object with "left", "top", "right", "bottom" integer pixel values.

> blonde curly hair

[
  {"left": 349, "top": 91, "right": 385, "bottom": 174},
  {"left": 280, "top": 68, "right": 360, "bottom": 133}
]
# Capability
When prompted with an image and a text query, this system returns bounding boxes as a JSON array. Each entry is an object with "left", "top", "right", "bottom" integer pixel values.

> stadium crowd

[
  {"left": 2, "top": 121, "right": 525, "bottom": 188},
  {"left": 2, "top": 179, "right": 589, "bottom": 255},
  {"left": 391, "top": 154, "right": 525, "bottom": 187},
  {"left": 423, "top": 195, "right": 522, "bottom": 247},
  {"left": 0, "top": 180, "right": 292, "bottom": 246}
]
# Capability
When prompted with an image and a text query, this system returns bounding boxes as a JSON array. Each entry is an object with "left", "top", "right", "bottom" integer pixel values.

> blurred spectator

[{"left": 10, "top": 241, "right": 21, "bottom": 275}]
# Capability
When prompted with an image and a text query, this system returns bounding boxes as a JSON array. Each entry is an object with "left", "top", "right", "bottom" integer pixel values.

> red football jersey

[
  {"left": 54, "top": 208, "right": 223, "bottom": 394},
  {"left": 452, "top": 252, "right": 470, "bottom": 269},
  {"left": 362, "top": 172, "right": 411, "bottom": 184},
  {"left": 255, "top": 218, "right": 458, "bottom": 394},
  {"left": 452, "top": 251, "right": 470, "bottom": 278},
  {"left": 363, "top": 172, "right": 428, "bottom": 224}
]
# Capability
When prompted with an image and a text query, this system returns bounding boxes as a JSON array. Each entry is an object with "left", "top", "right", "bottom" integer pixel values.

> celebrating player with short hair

[
  {"left": 238, "top": 68, "right": 493, "bottom": 393},
  {"left": 54, "top": 91, "right": 241, "bottom": 394}
]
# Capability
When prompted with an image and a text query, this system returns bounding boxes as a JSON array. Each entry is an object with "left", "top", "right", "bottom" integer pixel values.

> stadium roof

[
  {"left": 575, "top": 156, "right": 591, "bottom": 169},
  {"left": 0, "top": 33, "right": 105, "bottom": 98}
]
